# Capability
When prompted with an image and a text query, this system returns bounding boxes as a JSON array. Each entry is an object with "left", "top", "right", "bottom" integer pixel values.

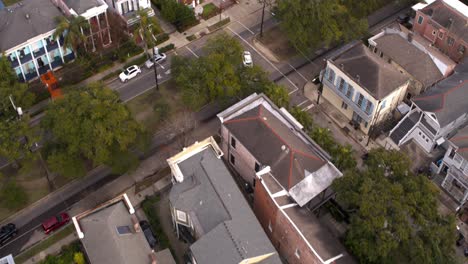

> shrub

[
  {"left": 186, "top": 34, "right": 197, "bottom": 41},
  {"left": 124, "top": 54, "right": 148, "bottom": 68},
  {"left": 153, "top": 99, "right": 171, "bottom": 121},
  {"left": 155, "top": 33, "right": 170, "bottom": 46},
  {"left": 74, "top": 252, "right": 86, "bottom": 264},
  {"left": 158, "top": 0, "right": 198, "bottom": 31},
  {"left": 208, "top": 17, "right": 231, "bottom": 32},
  {"left": 159, "top": 43, "right": 175, "bottom": 53},
  {"left": 1, "top": 181, "right": 28, "bottom": 210},
  {"left": 202, "top": 3, "right": 220, "bottom": 20}
]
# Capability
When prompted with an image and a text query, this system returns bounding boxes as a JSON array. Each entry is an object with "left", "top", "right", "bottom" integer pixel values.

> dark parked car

[
  {"left": 42, "top": 212, "right": 70, "bottom": 234},
  {"left": 0, "top": 223, "right": 18, "bottom": 245},
  {"left": 140, "top": 220, "right": 157, "bottom": 248},
  {"left": 457, "top": 232, "right": 465, "bottom": 246}
]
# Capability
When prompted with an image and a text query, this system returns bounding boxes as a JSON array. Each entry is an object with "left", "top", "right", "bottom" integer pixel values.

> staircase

[{"left": 390, "top": 112, "right": 421, "bottom": 145}]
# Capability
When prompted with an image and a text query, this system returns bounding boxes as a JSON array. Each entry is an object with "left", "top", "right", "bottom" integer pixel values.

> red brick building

[
  {"left": 413, "top": 0, "right": 467, "bottom": 62},
  {"left": 217, "top": 94, "right": 356, "bottom": 264}
]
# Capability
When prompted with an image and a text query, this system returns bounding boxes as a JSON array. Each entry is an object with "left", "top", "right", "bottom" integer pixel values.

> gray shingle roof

[
  {"left": 0, "top": 0, "right": 62, "bottom": 51},
  {"left": 63, "top": 0, "right": 103, "bottom": 15},
  {"left": 79, "top": 201, "right": 152, "bottom": 264},
  {"left": 413, "top": 58, "right": 468, "bottom": 127},
  {"left": 374, "top": 32, "right": 443, "bottom": 88},
  {"left": 170, "top": 147, "right": 281, "bottom": 264},
  {"left": 450, "top": 126, "right": 468, "bottom": 160},
  {"left": 421, "top": 0, "right": 468, "bottom": 43},
  {"left": 331, "top": 43, "right": 409, "bottom": 99}
]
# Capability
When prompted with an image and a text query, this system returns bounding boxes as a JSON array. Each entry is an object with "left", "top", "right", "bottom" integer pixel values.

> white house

[
  {"left": 389, "top": 59, "right": 468, "bottom": 153},
  {"left": 0, "top": 0, "right": 75, "bottom": 82},
  {"left": 436, "top": 126, "right": 468, "bottom": 206},
  {"left": 104, "top": 0, "right": 154, "bottom": 27},
  {"left": 320, "top": 43, "right": 410, "bottom": 135}
]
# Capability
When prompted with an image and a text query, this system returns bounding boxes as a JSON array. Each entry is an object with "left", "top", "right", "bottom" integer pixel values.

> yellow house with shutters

[{"left": 321, "top": 43, "right": 410, "bottom": 135}]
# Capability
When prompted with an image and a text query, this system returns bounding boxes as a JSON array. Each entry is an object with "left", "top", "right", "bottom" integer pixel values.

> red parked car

[{"left": 42, "top": 212, "right": 70, "bottom": 234}]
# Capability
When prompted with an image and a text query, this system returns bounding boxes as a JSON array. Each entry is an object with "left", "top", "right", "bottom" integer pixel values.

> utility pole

[
  {"left": 219, "top": 0, "right": 225, "bottom": 22},
  {"left": 316, "top": 59, "right": 326, "bottom": 105},
  {"left": 9, "top": 95, "right": 23, "bottom": 118},
  {"left": 153, "top": 58, "right": 159, "bottom": 91},
  {"left": 260, "top": 1, "right": 266, "bottom": 37}
]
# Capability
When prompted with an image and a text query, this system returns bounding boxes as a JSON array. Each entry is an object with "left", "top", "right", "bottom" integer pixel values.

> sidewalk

[{"left": 20, "top": 234, "right": 77, "bottom": 264}]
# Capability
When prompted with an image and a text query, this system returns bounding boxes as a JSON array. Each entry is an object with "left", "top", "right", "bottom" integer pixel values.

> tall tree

[
  {"left": 204, "top": 33, "right": 243, "bottom": 66},
  {"left": 53, "top": 16, "right": 90, "bottom": 55},
  {"left": 264, "top": 84, "right": 289, "bottom": 109},
  {"left": 276, "top": 0, "right": 367, "bottom": 50},
  {"left": 41, "top": 82, "right": 142, "bottom": 178},
  {"left": 0, "top": 56, "right": 35, "bottom": 162},
  {"left": 289, "top": 106, "right": 314, "bottom": 132},
  {"left": 333, "top": 148, "right": 457, "bottom": 264}
]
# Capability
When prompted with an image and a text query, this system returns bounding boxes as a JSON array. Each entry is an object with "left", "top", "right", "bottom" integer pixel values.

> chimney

[
  {"left": 356, "top": 75, "right": 360, "bottom": 83},
  {"left": 447, "top": 18, "right": 453, "bottom": 30},
  {"left": 340, "top": 63, "right": 344, "bottom": 69},
  {"left": 407, "top": 32, "right": 413, "bottom": 42}
]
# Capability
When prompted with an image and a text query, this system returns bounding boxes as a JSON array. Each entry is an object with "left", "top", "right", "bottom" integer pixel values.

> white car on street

[
  {"left": 145, "top": 53, "right": 167, "bottom": 69},
  {"left": 243, "top": 51, "right": 253, "bottom": 67},
  {"left": 119, "top": 65, "right": 141, "bottom": 82}
]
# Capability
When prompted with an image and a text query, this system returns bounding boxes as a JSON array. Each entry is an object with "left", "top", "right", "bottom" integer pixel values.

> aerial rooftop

[
  {"left": 330, "top": 43, "right": 409, "bottom": 99},
  {"left": 168, "top": 137, "right": 282, "bottom": 264}
]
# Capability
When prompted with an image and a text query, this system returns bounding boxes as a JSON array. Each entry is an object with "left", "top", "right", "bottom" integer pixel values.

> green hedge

[
  {"left": 208, "top": 17, "right": 231, "bottom": 32},
  {"left": 155, "top": 33, "right": 170, "bottom": 46},
  {"left": 159, "top": 43, "right": 175, "bottom": 53},
  {"left": 202, "top": 3, "right": 219, "bottom": 20},
  {"left": 186, "top": 34, "right": 197, "bottom": 41},
  {"left": 124, "top": 54, "right": 148, "bottom": 68},
  {"left": 153, "top": 0, "right": 199, "bottom": 32}
]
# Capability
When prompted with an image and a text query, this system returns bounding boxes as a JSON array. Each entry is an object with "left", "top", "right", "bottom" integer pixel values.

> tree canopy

[
  {"left": 332, "top": 148, "right": 457, "bottom": 264},
  {"left": 53, "top": 16, "right": 90, "bottom": 54},
  {"left": 276, "top": 0, "right": 368, "bottom": 50},
  {"left": 0, "top": 56, "right": 35, "bottom": 162},
  {"left": 41, "top": 82, "right": 142, "bottom": 178}
]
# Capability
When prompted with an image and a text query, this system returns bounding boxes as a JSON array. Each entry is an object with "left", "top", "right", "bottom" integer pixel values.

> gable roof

[
  {"left": 450, "top": 126, "right": 468, "bottom": 160},
  {"left": 421, "top": 0, "right": 468, "bottom": 43},
  {"left": 372, "top": 29, "right": 444, "bottom": 88},
  {"left": 331, "top": 43, "right": 409, "bottom": 99},
  {"left": 168, "top": 139, "right": 281, "bottom": 264},
  {"left": 0, "top": 0, "right": 62, "bottom": 52},
  {"left": 79, "top": 201, "right": 152, "bottom": 264},
  {"left": 218, "top": 94, "right": 342, "bottom": 206},
  {"left": 63, "top": 0, "right": 103, "bottom": 15},
  {"left": 413, "top": 58, "right": 468, "bottom": 127}
]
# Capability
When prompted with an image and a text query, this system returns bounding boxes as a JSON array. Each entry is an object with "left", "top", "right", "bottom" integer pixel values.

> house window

[
  {"left": 341, "top": 101, "right": 348, "bottom": 110},
  {"left": 364, "top": 122, "right": 368, "bottom": 128},
  {"left": 447, "top": 37, "right": 455, "bottom": 46},
  {"left": 176, "top": 210, "right": 187, "bottom": 222},
  {"left": 449, "top": 149, "right": 456, "bottom": 158},
  {"left": 327, "top": 68, "right": 335, "bottom": 83},
  {"left": 230, "top": 137, "right": 236, "bottom": 149},
  {"left": 295, "top": 249, "right": 301, "bottom": 259},
  {"left": 380, "top": 100, "right": 386, "bottom": 110},
  {"left": 365, "top": 102, "right": 373, "bottom": 114},
  {"left": 230, "top": 154, "right": 236, "bottom": 165},
  {"left": 417, "top": 15, "right": 423, "bottom": 24},
  {"left": 357, "top": 94, "right": 364, "bottom": 107},
  {"left": 438, "top": 31, "right": 444, "bottom": 39},
  {"left": 255, "top": 162, "right": 260, "bottom": 172},
  {"left": 458, "top": 45, "right": 465, "bottom": 54},
  {"left": 346, "top": 85, "right": 353, "bottom": 98},
  {"left": 338, "top": 78, "right": 345, "bottom": 92}
]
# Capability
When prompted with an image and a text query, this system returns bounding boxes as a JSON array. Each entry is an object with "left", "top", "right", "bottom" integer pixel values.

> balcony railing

[
  {"left": 9, "top": 57, "right": 19, "bottom": 68},
  {"left": 38, "top": 65, "right": 50, "bottom": 75},
  {"left": 19, "top": 53, "right": 33, "bottom": 64},
  {"left": 24, "top": 71, "right": 38, "bottom": 81},
  {"left": 33, "top": 47, "right": 46, "bottom": 58},
  {"left": 64, "top": 53, "right": 75, "bottom": 63},
  {"left": 322, "top": 77, "right": 371, "bottom": 122},
  {"left": 46, "top": 40, "right": 59, "bottom": 51},
  {"left": 51, "top": 58, "right": 63, "bottom": 69}
]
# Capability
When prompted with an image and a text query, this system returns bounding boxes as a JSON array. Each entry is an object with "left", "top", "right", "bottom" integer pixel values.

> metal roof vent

[
  {"left": 25, "top": 13, "right": 30, "bottom": 19},
  {"left": 356, "top": 75, "right": 360, "bottom": 82}
]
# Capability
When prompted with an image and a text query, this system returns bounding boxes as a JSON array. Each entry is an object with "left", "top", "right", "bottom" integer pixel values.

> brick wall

[{"left": 254, "top": 179, "right": 323, "bottom": 264}]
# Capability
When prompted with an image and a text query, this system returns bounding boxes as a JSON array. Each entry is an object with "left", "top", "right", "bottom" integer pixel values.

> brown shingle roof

[
  {"left": 331, "top": 43, "right": 409, "bottom": 99},
  {"left": 224, "top": 105, "right": 326, "bottom": 190}
]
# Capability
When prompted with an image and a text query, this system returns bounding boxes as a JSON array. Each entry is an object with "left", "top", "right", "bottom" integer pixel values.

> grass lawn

[
  {"left": 0, "top": 158, "right": 50, "bottom": 222},
  {"left": 14, "top": 225, "right": 75, "bottom": 264},
  {"left": 3, "top": 0, "right": 21, "bottom": 6},
  {"left": 257, "top": 25, "right": 298, "bottom": 61},
  {"left": 126, "top": 80, "right": 186, "bottom": 132}
]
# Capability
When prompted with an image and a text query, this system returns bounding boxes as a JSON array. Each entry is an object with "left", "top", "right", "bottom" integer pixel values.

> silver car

[{"left": 145, "top": 53, "right": 167, "bottom": 69}]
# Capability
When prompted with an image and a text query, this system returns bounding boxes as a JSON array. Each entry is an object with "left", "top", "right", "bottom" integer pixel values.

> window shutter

[
  {"left": 361, "top": 98, "right": 367, "bottom": 111},
  {"left": 354, "top": 91, "right": 360, "bottom": 103},
  {"left": 324, "top": 67, "right": 329, "bottom": 80},
  {"left": 336, "top": 76, "right": 341, "bottom": 89},
  {"left": 347, "top": 85, "right": 354, "bottom": 99},
  {"left": 368, "top": 102, "right": 374, "bottom": 114},
  {"left": 380, "top": 100, "right": 386, "bottom": 109},
  {"left": 343, "top": 82, "right": 348, "bottom": 94}
]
